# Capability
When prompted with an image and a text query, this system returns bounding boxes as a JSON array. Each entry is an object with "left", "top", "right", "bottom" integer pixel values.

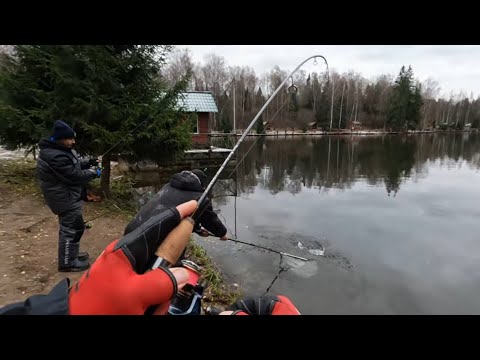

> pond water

[{"left": 131, "top": 133, "right": 480, "bottom": 314}]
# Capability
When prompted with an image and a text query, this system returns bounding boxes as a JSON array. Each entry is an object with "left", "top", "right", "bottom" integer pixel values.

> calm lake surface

[{"left": 135, "top": 133, "right": 480, "bottom": 314}]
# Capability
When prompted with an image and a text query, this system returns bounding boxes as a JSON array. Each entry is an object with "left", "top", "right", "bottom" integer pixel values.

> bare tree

[
  {"left": 455, "top": 92, "right": 464, "bottom": 129},
  {"left": 420, "top": 78, "right": 440, "bottom": 129},
  {"left": 445, "top": 92, "right": 455, "bottom": 126},
  {"left": 175, "top": 47, "right": 479, "bottom": 132},
  {"left": 267, "top": 66, "right": 288, "bottom": 128},
  {"left": 201, "top": 53, "right": 228, "bottom": 99},
  {"left": 464, "top": 91, "right": 474, "bottom": 125},
  {"left": 163, "top": 48, "right": 195, "bottom": 89},
  {"left": 192, "top": 63, "right": 205, "bottom": 90},
  {"left": 338, "top": 79, "right": 346, "bottom": 129}
]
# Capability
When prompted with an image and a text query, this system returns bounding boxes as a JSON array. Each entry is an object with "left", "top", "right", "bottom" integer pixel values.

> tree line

[
  {"left": 164, "top": 48, "right": 480, "bottom": 132},
  {"left": 211, "top": 133, "right": 480, "bottom": 200},
  {"left": 1, "top": 45, "right": 478, "bottom": 192}
]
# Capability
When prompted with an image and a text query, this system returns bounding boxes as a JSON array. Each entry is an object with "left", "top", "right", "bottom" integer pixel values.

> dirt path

[{"left": 0, "top": 181, "right": 129, "bottom": 307}]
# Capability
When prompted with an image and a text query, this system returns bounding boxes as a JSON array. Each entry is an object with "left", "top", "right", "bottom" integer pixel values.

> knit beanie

[
  {"left": 191, "top": 169, "right": 207, "bottom": 188},
  {"left": 51, "top": 120, "right": 76, "bottom": 140}
]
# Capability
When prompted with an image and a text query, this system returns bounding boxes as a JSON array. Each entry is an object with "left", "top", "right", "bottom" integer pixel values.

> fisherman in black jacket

[
  {"left": 124, "top": 169, "right": 229, "bottom": 262},
  {"left": 36, "top": 120, "right": 100, "bottom": 272}
]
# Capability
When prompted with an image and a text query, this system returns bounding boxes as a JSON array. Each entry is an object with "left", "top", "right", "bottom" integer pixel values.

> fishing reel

[
  {"left": 93, "top": 156, "right": 103, "bottom": 178},
  {"left": 95, "top": 156, "right": 103, "bottom": 170},
  {"left": 168, "top": 260, "right": 205, "bottom": 315},
  {"left": 288, "top": 77, "right": 298, "bottom": 113}
]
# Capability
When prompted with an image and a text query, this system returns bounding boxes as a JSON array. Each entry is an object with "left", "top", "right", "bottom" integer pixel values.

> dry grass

[{"left": 185, "top": 239, "right": 242, "bottom": 307}]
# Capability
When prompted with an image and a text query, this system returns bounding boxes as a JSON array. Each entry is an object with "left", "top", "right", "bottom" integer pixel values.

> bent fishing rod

[
  {"left": 191, "top": 54, "right": 329, "bottom": 221},
  {"left": 139, "top": 54, "right": 328, "bottom": 274}
]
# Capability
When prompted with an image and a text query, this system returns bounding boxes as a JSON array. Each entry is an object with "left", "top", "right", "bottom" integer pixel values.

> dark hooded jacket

[
  {"left": 36, "top": 139, "right": 97, "bottom": 215},
  {"left": 124, "top": 170, "right": 227, "bottom": 238},
  {"left": 0, "top": 279, "right": 70, "bottom": 315}
]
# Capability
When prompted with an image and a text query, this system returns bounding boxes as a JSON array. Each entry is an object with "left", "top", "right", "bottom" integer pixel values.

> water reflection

[
  {"left": 130, "top": 133, "right": 480, "bottom": 210},
  {"left": 213, "top": 133, "right": 480, "bottom": 200},
  {"left": 127, "top": 133, "right": 480, "bottom": 314}
]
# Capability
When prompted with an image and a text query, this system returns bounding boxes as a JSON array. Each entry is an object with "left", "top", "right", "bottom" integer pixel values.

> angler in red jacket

[{"left": 0, "top": 200, "right": 300, "bottom": 316}]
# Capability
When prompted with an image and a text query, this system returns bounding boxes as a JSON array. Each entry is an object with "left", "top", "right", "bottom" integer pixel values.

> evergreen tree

[
  {"left": 255, "top": 87, "right": 264, "bottom": 108},
  {"left": 256, "top": 114, "right": 265, "bottom": 134},
  {"left": 0, "top": 45, "right": 192, "bottom": 192},
  {"left": 387, "top": 65, "right": 422, "bottom": 130},
  {"left": 221, "top": 113, "right": 232, "bottom": 133},
  {"left": 407, "top": 83, "right": 423, "bottom": 129}
]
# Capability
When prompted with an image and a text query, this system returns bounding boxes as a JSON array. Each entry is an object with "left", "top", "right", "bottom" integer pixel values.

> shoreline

[
  {"left": 209, "top": 129, "right": 479, "bottom": 137},
  {"left": 0, "top": 157, "right": 240, "bottom": 311}
]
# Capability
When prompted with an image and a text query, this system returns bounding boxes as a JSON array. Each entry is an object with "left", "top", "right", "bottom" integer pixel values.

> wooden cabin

[
  {"left": 177, "top": 91, "right": 219, "bottom": 146},
  {"left": 351, "top": 120, "right": 362, "bottom": 131}
]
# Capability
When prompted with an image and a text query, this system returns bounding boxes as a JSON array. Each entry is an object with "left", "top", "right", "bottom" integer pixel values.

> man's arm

[
  {"left": 80, "top": 159, "right": 91, "bottom": 169},
  {"left": 199, "top": 203, "right": 227, "bottom": 238},
  {"left": 50, "top": 154, "right": 97, "bottom": 184},
  {"left": 80, "top": 157, "right": 98, "bottom": 170}
]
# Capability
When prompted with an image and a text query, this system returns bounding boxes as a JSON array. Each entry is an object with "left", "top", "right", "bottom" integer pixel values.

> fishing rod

[
  {"left": 228, "top": 238, "right": 309, "bottom": 261},
  {"left": 191, "top": 54, "right": 329, "bottom": 221},
  {"left": 143, "top": 55, "right": 328, "bottom": 281},
  {"left": 83, "top": 211, "right": 111, "bottom": 225},
  {"left": 200, "top": 230, "right": 309, "bottom": 261},
  {"left": 100, "top": 118, "right": 149, "bottom": 159}
]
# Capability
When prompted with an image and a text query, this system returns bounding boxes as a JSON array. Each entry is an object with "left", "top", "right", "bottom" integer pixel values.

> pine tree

[
  {"left": 408, "top": 83, "right": 423, "bottom": 129},
  {"left": 255, "top": 87, "right": 264, "bottom": 108},
  {"left": 0, "top": 45, "right": 192, "bottom": 192},
  {"left": 387, "top": 65, "right": 423, "bottom": 130},
  {"left": 221, "top": 114, "right": 232, "bottom": 133},
  {"left": 256, "top": 114, "right": 265, "bottom": 134}
]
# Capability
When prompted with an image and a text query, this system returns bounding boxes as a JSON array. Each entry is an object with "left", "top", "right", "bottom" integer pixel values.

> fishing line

[
  {"left": 203, "top": 230, "right": 309, "bottom": 261},
  {"left": 213, "top": 95, "right": 291, "bottom": 197},
  {"left": 216, "top": 211, "right": 236, "bottom": 240},
  {"left": 201, "top": 55, "right": 330, "bottom": 205},
  {"left": 100, "top": 119, "right": 149, "bottom": 158},
  {"left": 263, "top": 256, "right": 289, "bottom": 296},
  {"left": 188, "top": 56, "right": 328, "bottom": 295}
]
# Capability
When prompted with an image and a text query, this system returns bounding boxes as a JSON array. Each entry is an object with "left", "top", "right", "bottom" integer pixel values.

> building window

[{"left": 191, "top": 114, "right": 199, "bottom": 134}]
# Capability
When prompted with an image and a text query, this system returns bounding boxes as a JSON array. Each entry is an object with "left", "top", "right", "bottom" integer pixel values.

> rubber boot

[{"left": 58, "top": 240, "right": 90, "bottom": 272}]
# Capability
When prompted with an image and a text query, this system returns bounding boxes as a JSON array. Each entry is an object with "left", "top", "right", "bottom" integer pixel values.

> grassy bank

[
  {"left": 0, "top": 157, "right": 136, "bottom": 220},
  {"left": 186, "top": 240, "right": 241, "bottom": 307},
  {"left": 0, "top": 158, "right": 40, "bottom": 197}
]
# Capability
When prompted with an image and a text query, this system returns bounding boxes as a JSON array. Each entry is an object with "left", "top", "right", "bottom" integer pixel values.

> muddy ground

[{"left": 0, "top": 179, "right": 129, "bottom": 307}]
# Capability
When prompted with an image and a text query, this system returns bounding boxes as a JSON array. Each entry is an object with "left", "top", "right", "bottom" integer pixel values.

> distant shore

[{"left": 209, "top": 129, "right": 479, "bottom": 137}]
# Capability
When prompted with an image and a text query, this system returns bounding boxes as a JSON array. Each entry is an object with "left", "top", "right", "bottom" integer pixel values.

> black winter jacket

[
  {"left": 36, "top": 139, "right": 97, "bottom": 215},
  {"left": 0, "top": 279, "right": 70, "bottom": 315},
  {"left": 124, "top": 171, "right": 227, "bottom": 238}
]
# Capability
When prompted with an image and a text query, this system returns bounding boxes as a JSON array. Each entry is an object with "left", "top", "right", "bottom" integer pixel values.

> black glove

[
  {"left": 226, "top": 295, "right": 301, "bottom": 315},
  {"left": 88, "top": 158, "right": 99, "bottom": 167},
  {"left": 114, "top": 206, "right": 181, "bottom": 274}
]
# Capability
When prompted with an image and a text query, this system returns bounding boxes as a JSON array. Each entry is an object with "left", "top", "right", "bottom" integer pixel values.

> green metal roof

[{"left": 176, "top": 92, "right": 218, "bottom": 113}]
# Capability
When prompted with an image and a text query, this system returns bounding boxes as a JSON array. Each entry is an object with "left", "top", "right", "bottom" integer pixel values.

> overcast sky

[{"left": 176, "top": 45, "right": 480, "bottom": 99}]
